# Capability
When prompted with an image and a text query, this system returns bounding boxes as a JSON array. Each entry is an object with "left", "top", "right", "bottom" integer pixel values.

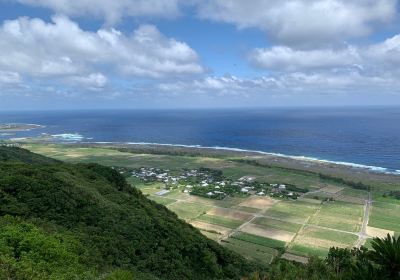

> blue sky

[{"left": 0, "top": 0, "right": 399, "bottom": 110}]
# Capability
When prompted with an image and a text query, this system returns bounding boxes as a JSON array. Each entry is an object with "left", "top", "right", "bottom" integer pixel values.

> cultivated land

[{"left": 15, "top": 142, "right": 400, "bottom": 265}]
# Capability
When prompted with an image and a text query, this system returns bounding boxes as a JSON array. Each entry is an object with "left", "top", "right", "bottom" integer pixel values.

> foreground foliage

[{"left": 266, "top": 235, "right": 400, "bottom": 280}]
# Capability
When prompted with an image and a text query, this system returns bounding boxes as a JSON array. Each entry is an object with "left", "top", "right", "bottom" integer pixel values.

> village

[{"left": 114, "top": 166, "right": 308, "bottom": 200}]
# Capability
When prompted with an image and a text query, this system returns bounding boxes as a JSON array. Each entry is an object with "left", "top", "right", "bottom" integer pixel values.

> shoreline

[
  {"left": 89, "top": 141, "right": 400, "bottom": 176},
  {"left": 8, "top": 136, "right": 400, "bottom": 184}
]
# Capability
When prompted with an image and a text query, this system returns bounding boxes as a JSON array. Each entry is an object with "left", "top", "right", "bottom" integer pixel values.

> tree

[
  {"left": 326, "top": 247, "right": 352, "bottom": 277},
  {"left": 369, "top": 234, "right": 400, "bottom": 279}
]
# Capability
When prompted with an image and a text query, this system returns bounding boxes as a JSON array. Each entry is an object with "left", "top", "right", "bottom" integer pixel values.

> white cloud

[
  {"left": 250, "top": 46, "right": 360, "bottom": 71},
  {"left": 196, "top": 0, "right": 397, "bottom": 46},
  {"left": 367, "top": 34, "right": 400, "bottom": 68},
  {"left": 12, "top": 0, "right": 183, "bottom": 24},
  {"left": 0, "top": 71, "right": 21, "bottom": 84},
  {"left": 156, "top": 69, "right": 400, "bottom": 97},
  {"left": 249, "top": 32, "right": 400, "bottom": 74},
  {"left": 0, "top": 15, "right": 203, "bottom": 85},
  {"left": 66, "top": 73, "right": 108, "bottom": 90}
]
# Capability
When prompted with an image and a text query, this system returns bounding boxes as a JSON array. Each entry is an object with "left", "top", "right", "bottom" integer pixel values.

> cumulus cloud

[
  {"left": 66, "top": 73, "right": 108, "bottom": 90},
  {"left": 196, "top": 0, "right": 397, "bottom": 46},
  {"left": 249, "top": 33, "right": 400, "bottom": 74},
  {"left": 12, "top": 0, "right": 183, "bottom": 24},
  {"left": 0, "top": 71, "right": 21, "bottom": 84},
  {"left": 250, "top": 46, "right": 360, "bottom": 71},
  {"left": 0, "top": 15, "right": 203, "bottom": 86},
  {"left": 156, "top": 70, "right": 400, "bottom": 98}
]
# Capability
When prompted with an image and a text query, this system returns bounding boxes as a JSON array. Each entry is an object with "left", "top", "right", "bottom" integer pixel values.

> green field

[
  {"left": 264, "top": 201, "right": 320, "bottom": 224},
  {"left": 340, "top": 188, "right": 369, "bottom": 199},
  {"left": 309, "top": 201, "right": 363, "bottom": 232},
  {"left": 196, "top": 214, "right": 244, "bottom": 229},
  {"left": 369, "top": 201, "right": 400, "bottom": 233},
  {"left": 148, "top": 195, "right": 177, "bottom": 205},
  {"left": 287, "top": 244, "right": 330, "bottom": 258},
  {"left": 167, "top": 202, "right": 211, "bottom": 220},
  {"left": 288, "top": 226, "right": 358, "bottom": 258},
  {"left": 253, "top": 217, "right": 302, "bottom": 233},
  {"left": 231, "top": 232, "right": 286, "bottom": 250},
  {"left": 222, "top": 238, "right": 279, "bottom": 264}
]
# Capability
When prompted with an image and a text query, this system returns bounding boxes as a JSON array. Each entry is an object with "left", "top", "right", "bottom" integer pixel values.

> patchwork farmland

[{"left": 21, "top": 143, "right": 400, "bottom": 265}]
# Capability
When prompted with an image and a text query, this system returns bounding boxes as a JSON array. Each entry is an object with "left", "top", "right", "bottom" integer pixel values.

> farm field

[
  {"left": 368, "top": 201, "right": 400, "bottom": 235},
  {"left": 19, "top": 143, "right": 399, "bottom": 265},
  {"left": 288, "top": 226, "right": 358, "bottom": 258},
  {"left": 308, "top": 201, "right": 364, "bottom": 232},
  {"left": 222, "top": 238, "right": 279, "bottom": 264}
]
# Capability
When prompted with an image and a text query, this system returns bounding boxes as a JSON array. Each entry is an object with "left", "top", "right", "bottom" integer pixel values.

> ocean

[{"left": 0, "top": 107, "right": 399, "bottom": 174}]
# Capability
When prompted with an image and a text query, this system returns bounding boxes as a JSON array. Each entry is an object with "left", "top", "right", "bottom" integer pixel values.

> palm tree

[{"left": 369, "top": 234, "right": 400, "bottom": 279}]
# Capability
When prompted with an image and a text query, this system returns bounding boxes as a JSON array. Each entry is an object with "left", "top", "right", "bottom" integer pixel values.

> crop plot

[
  {"left": 231, "top": 232, "right": 286, "bottom": 250},
  {"left": 222, "top": 238, "right": 279, "bottom": 264},
  {"left": 281, "top": 253, "right": 308, "bottom": 264},
  {"left": 190, "top": 221, "right": 231, "bottom": 236},
  {"left": 264, "top": 201, "right": 319, "bottom": 224},
  {"left": 366, "top": 226, "right": 394, "bottom": 239},
  {"left": 240, "top": 223, "right": 295, "bottom": 242},
  {"left": 206, "top": 207, "right": 252, "bottom": 221},
  {"left": 308, "top": 201, "right": 363, "bottom": 232},
  {"left": 369, "top": 201, "right": 400, "bottom": 234},
  {"left": 148, "top": 195, "right": 176, "bottom": 205},
  {"left": 233, "top": 205, "right": 260, "bottom": 213},
  {"left": 238, "top": 196, "right": 276, "bottom": 210},
  {"left": 288, "top": 226, "right": 358, "bottom": 258},
  {"left": 319, "top": 185, "right": 344, "bottom": 194},
  {"left": 167, "top": 202, "right": 211, "bottom": 220},
  {"left": 195, "top": 214, "right": 244, "bottom": 229},
  {"left": 253, "top": 217, "right": 302, "bottom": 233}
]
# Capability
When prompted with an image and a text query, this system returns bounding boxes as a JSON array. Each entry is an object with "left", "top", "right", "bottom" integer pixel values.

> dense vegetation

[
  {"left": 267, "top": 235, "right": 400, "bottom": 280},
  {"left": 318, "top": 173, "right": 370, "bottom": 191},
  {"left": 0, "top": 147, "right": 259, "bottom": 279}
]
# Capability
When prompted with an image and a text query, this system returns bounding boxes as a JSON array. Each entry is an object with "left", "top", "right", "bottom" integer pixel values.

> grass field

[
  {"left": 369, "top": 201, "right": 400, "bottom": 234},
  {"left": 264, "top": 201, "right": 320, "bottom": 224},
  {"left": 148, "top": 195, "right": 177, "bottom": 205},
  {"left": 167, "top": 202, "right": 211, "bottom": 220},
  {"left": 231, "top": 232, "right": 286, "bottom": 250},
  {"left": 253, "top": 217, "right": 302, "bottom": 233},
  {"left": 241, "top": 223, "right": 295, "bottom": 242},
  {"left": 287, "top": 244, "right": 330, "bottom": 258},
  {"left": 289, "top": 226, "right": 358, "bottom": 258},
  {"left": 196, "top": 214, "right": 244, "bottom": 229},
  {"left": 222, "top": 238, "right": 279, "bottom": 264},
  {"left": 308, "top": 201, "right": 363, "bottom": 232}
]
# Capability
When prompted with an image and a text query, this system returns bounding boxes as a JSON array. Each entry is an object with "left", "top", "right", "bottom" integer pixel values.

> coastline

[
  {"left": 89, "top": 141, "right": 400, "bottom": 176},
  {"left": 9, "top": 135, "right": 399, "bottom": 177}
]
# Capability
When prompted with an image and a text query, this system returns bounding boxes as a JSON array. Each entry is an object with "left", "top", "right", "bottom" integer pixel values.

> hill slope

[{"left": 0, "top": 147, "right": 258, "bottom": 279}]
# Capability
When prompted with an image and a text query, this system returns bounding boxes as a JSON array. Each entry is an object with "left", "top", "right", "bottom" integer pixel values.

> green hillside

[{"left": 0, "top": 147, "right": 258, "bottom": 279}]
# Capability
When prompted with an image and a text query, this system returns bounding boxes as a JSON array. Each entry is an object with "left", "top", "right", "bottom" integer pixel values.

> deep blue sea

[{"left": 0, "top": 107, "right": 399, "bottom": 173}]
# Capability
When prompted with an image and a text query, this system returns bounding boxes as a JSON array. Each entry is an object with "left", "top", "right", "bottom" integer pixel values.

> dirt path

[{"left": 355, "top": 191, "right": 371, "bottom": 247}]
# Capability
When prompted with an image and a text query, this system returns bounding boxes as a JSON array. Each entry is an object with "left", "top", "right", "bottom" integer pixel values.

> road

[{"left": 355, "top": 191, "right": 372, "bottom": 248}]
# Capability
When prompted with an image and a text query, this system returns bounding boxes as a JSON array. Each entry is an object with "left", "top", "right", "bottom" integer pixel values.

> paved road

[{"left": 355, "top": 191, "right": 372, "bottom": 247}]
